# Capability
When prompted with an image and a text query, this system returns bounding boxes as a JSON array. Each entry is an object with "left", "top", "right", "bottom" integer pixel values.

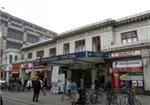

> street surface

[{"left": 1, "top": 90, "right": 150, "bottom": 105}]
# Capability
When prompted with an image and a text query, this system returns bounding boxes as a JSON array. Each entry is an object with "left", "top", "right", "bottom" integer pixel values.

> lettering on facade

[
  {"left": 59, "top": 54, "right": 76, "bottom": 60},
  {"left": 112, "top": 50, "right": 141, "bottom": 58}
]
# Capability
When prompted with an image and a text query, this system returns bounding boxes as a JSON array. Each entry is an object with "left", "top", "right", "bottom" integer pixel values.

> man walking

[
  {"left": 32, "top": 77, "right": 41, "bottom": 102},
  {"left": 39, "top": 78, "right": 46, "bottom": 96}
]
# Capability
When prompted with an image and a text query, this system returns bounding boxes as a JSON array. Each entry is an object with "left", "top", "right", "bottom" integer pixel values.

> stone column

[
  {"left": 141, "top": 49, "right": 150, "bottom": 91},
  {"left": 67, "top": 70, "right": 72, "bottom": 79},
  {"left": 91, "top": 68, "right": 97, "bottom": 89}
]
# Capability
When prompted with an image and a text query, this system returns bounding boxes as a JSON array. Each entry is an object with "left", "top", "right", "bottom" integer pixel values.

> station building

[{"left": 14, "top": 10, "right": 150, "bottom": 92}]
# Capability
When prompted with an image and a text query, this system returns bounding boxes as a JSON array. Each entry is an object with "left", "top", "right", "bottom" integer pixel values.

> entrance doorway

[{"left": 71, "top": 69, "right": 91, "bottom": 88}]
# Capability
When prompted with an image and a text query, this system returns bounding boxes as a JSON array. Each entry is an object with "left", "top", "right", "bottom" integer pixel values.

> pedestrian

[
  {"left": 26, "top": 79, "right": 32, "bottom": 91},
  {"left": 104, "top": 75, "right": 113, "bottom": 105},
  {"left": 32, "top": 77, "right": 41, "bottom": 102},
  {"left": 39, "top": 78, "right": 46, "bottom": 96},
  {"left": 70, "top": 80, "right": 78, "bottom": 105},
  {"left": 17, "top": 78, "right": 22, "bottom": 92}
]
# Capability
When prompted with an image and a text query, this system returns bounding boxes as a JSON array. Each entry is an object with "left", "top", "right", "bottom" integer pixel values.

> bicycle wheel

[
  {"left": 105, "top": 96, "right": 111, "bottom": 105},
  {"left": 120, "top": 96, "right": 129, "bottom": 105},
  {"left": 97, "top": 94, "right": 103, "bottom": 104},
  {"left": 134, "top": 97, "right": 142, "bottom": 105},
  {"left": 112, "top": 94, "right": 118, "bottom": 105}
]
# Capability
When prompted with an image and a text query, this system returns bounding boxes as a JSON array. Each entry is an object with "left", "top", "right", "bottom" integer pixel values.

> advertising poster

[{"left": 137, "top": 81, "right": 143, "bottom": 87}]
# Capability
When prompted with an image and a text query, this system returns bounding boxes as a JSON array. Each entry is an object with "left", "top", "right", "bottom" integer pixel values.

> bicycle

[
  {"left": 119, "top": 90, "right": 141, "bottom": 105},
  {"left": 105, "top": 89, "right": 118, "bottom": 105},
  {"left": 85, "top": 88, "right": 103, "bottom": 105},
  {"left": 61, "top": 90, "right": 71, "bottom": 101}
]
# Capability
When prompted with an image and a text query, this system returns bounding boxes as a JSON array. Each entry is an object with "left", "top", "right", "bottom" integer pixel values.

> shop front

[
  {"left": 20, "top": 63, "right": 32, "bottom": 82},
  {"left": 11, "top": 64, "right": 20, "bottom": 79},
  {"left": 37, "top": 51, "right": 110, "bottom": 89},
  {"left": 111, "top": 50, "right": 144, "bottom": 90}
]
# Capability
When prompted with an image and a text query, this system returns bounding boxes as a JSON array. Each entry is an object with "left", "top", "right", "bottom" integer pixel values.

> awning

[
  {"left": 36, "top": 51, "right": 110, "bottom": 65},
  {"left": 11, "top": 65, "right": 20, "bottom": 74}
]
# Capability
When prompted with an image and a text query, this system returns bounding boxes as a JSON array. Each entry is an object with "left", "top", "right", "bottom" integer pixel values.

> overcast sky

[{"left": 0, "top": 0, "right": 150, "bottom": 33}]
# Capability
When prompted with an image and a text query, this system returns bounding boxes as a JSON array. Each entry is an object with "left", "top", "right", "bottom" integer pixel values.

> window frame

[
  {"left": 121, "top": 31, "right": 138, "bottom": 44},
  {"left": 63, "top": 43, "right": 70, "bottom": 54},
  {"left": 49, "top": 48, "right": 56, "bottom": 56},
  {"left": 75, "top": 39, "right": 85, "bottom": 52},
  {"left": 27, "top": 53, "right": 32, "bottom": 59},
  {"left": 36, "top": 50, "right": 44, "bottom": 57},
  {"left": 92, "top": 36, "right": 101, "bottom": 52}
]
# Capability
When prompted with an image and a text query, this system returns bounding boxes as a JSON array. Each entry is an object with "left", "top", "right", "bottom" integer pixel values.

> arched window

[
  {"left": 15, "top": 55, "right": 18, "bottom": 61},
  {"left": 5, "top": 55, "right": 7, "bottom": 64},
  {"left": 9, "top": 55, "right": 13, "bottom": 63}
]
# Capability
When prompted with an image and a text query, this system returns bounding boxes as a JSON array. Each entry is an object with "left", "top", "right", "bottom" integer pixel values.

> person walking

[
  {"left": 105, "top": 75, "right": 113, "bottom": 105},
  {"left": 70, "top": 80, "right": 78, "bottom": 105},
  {"left": 32, "top": 77, "right": 41, "bottom": 102},
  {"left": 26, "top": 79, "right": 32, "bottom": 91},
  {"left": 39, "top": 78, "right": 46, "bottom": 96}
]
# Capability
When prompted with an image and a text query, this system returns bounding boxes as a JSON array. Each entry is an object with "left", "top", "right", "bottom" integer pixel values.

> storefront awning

[
  {"left": 36, "top": 51, "right": 110, "bottom": 65},
  {"left": 11, "top": 65, "right": 20, "bottom": 74}
]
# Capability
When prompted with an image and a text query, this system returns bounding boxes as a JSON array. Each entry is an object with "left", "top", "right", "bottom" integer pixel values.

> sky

[{"left": 0, "top": 0, "right": 150, "bottom": 33}]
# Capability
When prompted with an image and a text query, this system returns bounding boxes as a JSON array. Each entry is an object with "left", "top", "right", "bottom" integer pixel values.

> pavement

[
  {"left": 1, "top": 90, "right": 150, "bottom": 105},
  {"left": 2, "top": 90, "right": 70, "bottom": 105}
]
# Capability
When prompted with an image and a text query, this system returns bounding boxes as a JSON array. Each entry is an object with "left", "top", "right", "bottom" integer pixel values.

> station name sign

[{"left": 36, "top": 51, "right": 110, "bottom": 64}]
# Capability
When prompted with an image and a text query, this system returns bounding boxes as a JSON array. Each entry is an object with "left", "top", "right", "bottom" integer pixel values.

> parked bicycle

[
  {"left": 85, "top": 88, "right": 104, "bottom": 105},
  {"left": 105, "top": 89, "right": 118, "bottom": 105},
  {"left": 61, "top": 89, "right": 71, "bottom": 101},
  {"left": 119, "top": 90, "right": 141, "bottom": 105}
]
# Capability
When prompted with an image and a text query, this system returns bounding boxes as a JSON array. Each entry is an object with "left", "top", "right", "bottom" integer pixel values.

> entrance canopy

[{"left": 36, "top": 51, "right": 110, "bottom": 65}]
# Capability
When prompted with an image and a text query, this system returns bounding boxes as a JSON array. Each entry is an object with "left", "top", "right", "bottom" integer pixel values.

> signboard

[
  {"left": 51, "top": 66, "right": 59, "bottom": 83},
  {"left": 87, "top": 51, "right": 110, "bottom": 59},
  {"left": 21, "top": 63, "right": 33, "bottom": 69},
  {"left": 113, "top": 60, "right": 142, "bottom": 68},
  {"left": 36, "top": 51, "right": 109, "bottom": 64},
  {"left": 11, "top": 65, "right": 20, "bottom": 74},
  {"left": 111, "top": 50, "right": 141, "bottom": 58},
  {"left": 112, "top": 60, "right": 143, "bottom": 72}
]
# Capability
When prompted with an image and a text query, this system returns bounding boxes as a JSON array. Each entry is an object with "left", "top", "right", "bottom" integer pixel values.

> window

[
  {"left": 27, "top": 53, "right": 32, "bottom": 59},
  {"left": 121, "top": 31, "right": 138, "bottom": 44},
  {"left": 7, "top": 28, "right": 23, "bottom": 40},
  {"left": 92, "top": 36, "right": 101, "bottom": 52},
  {"left": 10, "top": 17, "right": 21, "bottom": 23},
  {"left": 49, "top": 48, "right": 56, "bottom": 56},
  {"left": 63, "top": 43, "right": 70, "bottom": 54},
  {"left": 27, "top": 34, "right": 39, "bottom": 43},
  {"left": 75, "top": 39, "right": 85, "bottom": 52},
  {"left": 37, "top": 50, "right": 44, "bottom": 57},
  {"left": 14, "top": 55, "right": 18, "bottom": 61},
  {"left": 6, "top": 41, "right": 22, "bottom": 49},
  {"left": 9, "top": 55, "right": 13, "bottom": 63}
]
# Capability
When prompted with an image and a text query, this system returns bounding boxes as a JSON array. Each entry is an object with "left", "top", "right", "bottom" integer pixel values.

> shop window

[
  {"left": 63, "top": 43, "right": 70, "bottom": 54},
  {"left": 92, "top": 36, "right": 101, "bottom": 52},
  {"left": 121, "top": 31, "right": 138, "bottom": 44},
  {"left": 27, "top": 53, "right": 32, "bottom": 59},
  {"left": 75, "top": 39, "right": 85, "bottom": 52},
  {"left": 37, "top": 50, "right": 44, "bottom": 57},
  {"left": 49, "top": 48, "right": 56, "bottom": 56}
]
